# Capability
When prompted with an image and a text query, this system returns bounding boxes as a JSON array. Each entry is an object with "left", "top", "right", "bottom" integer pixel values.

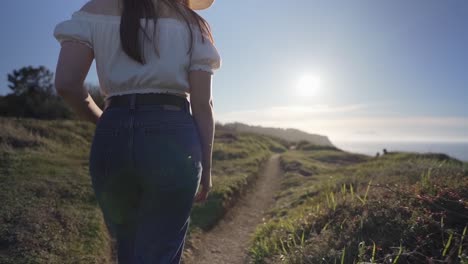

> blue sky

[{"left": 1, "top": 0, "right": 467, "bottom": 143}]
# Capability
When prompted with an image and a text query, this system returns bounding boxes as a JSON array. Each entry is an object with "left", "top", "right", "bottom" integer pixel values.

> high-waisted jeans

[{"left": 89, "top": 94, "right": 203, "bottom": 263}]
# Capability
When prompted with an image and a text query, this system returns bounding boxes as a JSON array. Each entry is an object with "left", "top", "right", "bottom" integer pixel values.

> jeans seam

[
  {"left": 104, "top": 137, "right": 115, "bottom": 181},
  {"left": 92, "top": 130, "right": 118, "bottom": 181}
]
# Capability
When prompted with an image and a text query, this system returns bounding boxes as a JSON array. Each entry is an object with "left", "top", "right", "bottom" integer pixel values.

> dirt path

[{"left": 187, "top": 153, "right": 283, "bottom": 264}]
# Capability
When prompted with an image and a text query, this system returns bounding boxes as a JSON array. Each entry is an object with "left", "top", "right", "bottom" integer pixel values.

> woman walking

[{"left": 53, "top": 0, "right": 221, "bottom": 262}]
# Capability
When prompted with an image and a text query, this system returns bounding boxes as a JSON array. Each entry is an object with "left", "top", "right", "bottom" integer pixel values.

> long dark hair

[{"left": 120, "top": 0, "right": 213, "bottom": 65}]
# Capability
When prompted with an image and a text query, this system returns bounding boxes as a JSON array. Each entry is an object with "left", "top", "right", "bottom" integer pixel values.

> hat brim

[{"left": 189, "top": 0, "right": 215, "bottom": 10}]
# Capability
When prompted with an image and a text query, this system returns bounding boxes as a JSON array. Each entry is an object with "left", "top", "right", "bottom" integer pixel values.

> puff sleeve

[
  {"left": 189, "top": 30, "right": 221, "bottom": 74},
  {"left": 53, "top": 15, "right": 94, "bottom": 50}
]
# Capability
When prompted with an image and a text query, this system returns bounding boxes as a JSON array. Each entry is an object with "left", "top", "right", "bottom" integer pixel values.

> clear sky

[{"left": 1, "top": 0, "right": 467, "bottom": 143}]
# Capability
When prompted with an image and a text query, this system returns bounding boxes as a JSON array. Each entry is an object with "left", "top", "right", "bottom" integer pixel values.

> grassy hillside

[
  {"left": 249, "top": 142, "right": 468, "bottom": 263},
  {"left": 0, "top": 116, "right": 286, "bottom": 263}
]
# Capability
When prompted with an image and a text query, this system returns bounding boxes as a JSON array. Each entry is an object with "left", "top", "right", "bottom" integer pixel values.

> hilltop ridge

[{"left": 217, "top": 121, "right": 333, "bottom": 147}]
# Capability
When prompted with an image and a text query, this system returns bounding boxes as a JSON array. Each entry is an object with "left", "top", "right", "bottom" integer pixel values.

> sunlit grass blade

[
  {"left": 322, "top": 221, "right": 331, "bottom": 232},
  {"left": 459, "top": 225, "right": 467, "bottom": 257},
  {"left": 356, "top": 194, "right": 365, "bottom": 205},
  {"left": 363, "top": 180, "right": 372, "bottom": 203},
  {"left": 330, "top": 191, "right": 336, "bottom": 211},
  {"left": 392, "top": 241, "right": 403, "bottom": 264},
  {"left": 371, "top": 241, "right": 376, "bottom": 263},
  {"left": 340, "top": 218, "right": 347, "bottom": 230},
  {"left": 300, "top": 229, "right": 305, "bottom": 246},
  {"left": 341, "top": 246, "right": 346, "bottom": 264},
  {"left": 280, "top": 238, "right": 287, "bottom": 255},
  {"left": 442, "top": 231, "right": 453, "bottom": 257}
]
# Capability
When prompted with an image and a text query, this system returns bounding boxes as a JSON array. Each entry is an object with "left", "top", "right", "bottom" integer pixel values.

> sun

[{"left": 296, "top": 74, "right": 322, "bottom": 97}]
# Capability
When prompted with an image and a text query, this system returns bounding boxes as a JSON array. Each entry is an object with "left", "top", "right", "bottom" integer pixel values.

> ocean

[{"left": 333, "top": 141, "right": 468, "bottom": 162}]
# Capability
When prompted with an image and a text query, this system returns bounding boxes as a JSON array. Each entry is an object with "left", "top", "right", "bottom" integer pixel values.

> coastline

[{"left": 333, "top": 141, "right": 468, "bottom": 162}]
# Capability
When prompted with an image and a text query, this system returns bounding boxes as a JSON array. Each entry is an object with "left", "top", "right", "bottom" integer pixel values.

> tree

[
  {"left": 1, "top": 65, "right": 76, "bottom": 119},
  {"left": 7, "top": 65, "right": 55, "bottom": 97},
  {"left": 1, "top": 65, "right": 115, "bottom": 119}
]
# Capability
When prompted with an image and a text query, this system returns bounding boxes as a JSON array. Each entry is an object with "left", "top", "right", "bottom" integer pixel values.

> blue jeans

[{"left": 89, "top": 94, "right": 203, "bottom": 263}]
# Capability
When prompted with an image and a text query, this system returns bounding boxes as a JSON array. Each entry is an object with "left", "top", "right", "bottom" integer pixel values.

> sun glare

[{"left": 296, "top": 74, "right": 322, "bottom": 97}]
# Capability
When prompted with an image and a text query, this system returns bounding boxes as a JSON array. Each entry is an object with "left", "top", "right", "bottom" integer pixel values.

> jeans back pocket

[{"left": 139, "top": 122, "right": 203, "bottom": 190}]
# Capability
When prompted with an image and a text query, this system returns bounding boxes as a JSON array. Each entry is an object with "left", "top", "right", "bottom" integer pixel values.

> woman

[{"left": 53, "top": 0, "right": 221, "bottom": 262}]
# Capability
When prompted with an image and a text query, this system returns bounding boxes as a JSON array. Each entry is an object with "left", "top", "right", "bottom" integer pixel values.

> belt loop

[
  {"left": 129, "top": 94, "right": 136, "bottom": 111},
  {"left": 104, "top": 97, "right": 110, "bottom": 111},
  {"left": 185, "top": 99, "right": 191, "bottom": 114}
]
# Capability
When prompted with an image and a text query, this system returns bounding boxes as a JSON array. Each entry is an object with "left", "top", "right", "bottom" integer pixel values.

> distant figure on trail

[
  {"left": 53, "top": 0, "right": 221, "bottom": 263},
  {"left": 383, "top": 148, "right": 388, "bottom": 155}
]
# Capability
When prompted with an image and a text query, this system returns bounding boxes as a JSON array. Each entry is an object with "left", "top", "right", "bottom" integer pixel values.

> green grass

[
  {"left": 0, "top": 116, "right": 287, "bottom": 263},
  {"left": 248, "top": 147, "right": 468, "bottom": 263},
  {"left": 0, "top": 117, "right": 109, "bottom": 263}
]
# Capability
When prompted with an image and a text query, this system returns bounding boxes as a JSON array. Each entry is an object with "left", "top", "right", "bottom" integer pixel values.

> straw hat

[{"left": 189, "top": 0, "right": 215, "bottom": 10}]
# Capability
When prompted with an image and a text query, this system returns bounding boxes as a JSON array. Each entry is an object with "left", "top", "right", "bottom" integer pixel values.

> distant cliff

[{"left": 217, "top": 122, "right": 334, "bottom": 147}]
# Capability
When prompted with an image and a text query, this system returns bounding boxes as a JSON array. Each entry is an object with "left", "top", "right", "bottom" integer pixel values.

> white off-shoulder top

[{"left": 53, "top": 10, "right": 221, "bottom": 101}]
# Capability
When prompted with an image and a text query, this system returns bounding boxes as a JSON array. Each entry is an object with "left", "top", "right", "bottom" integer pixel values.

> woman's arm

[
  {"left": 54, "top": 41, "right": 102, "bottom": 124},
  {"left": 189, "top": 70, "right": 214, "bottom": 201}
]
